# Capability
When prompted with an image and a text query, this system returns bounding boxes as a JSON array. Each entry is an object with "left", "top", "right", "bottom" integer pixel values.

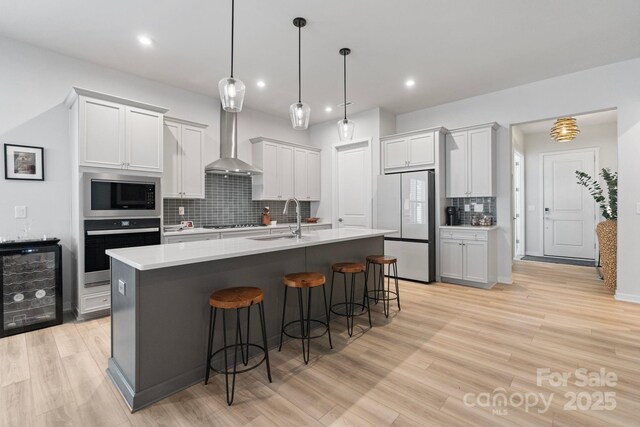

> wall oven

[
  {"left": 84, "top": 218, "right": 161, "bottom": 285},
  {"left": 83, "top": 173, "right": 161, "bottom": 218}
]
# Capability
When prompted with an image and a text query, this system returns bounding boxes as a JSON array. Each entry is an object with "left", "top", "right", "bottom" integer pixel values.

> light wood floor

[{"left": 2, "top": 261, "right": 639, "bottom": 426}]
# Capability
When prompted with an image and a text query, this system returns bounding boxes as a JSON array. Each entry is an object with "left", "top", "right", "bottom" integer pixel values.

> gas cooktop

[{"left": 202, "top": 224, "right": 265, "bottom": 230}]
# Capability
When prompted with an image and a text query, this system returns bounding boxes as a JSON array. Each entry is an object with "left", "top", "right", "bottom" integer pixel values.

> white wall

[
  {"left": 522, "top": 122, "right": 618, "bottom": 256},
  {"left": 396, "top": 58, "right": 640, "bottom": 300},
  {"left": 0, "top": 37, "right": 308, "bottom": 307}
]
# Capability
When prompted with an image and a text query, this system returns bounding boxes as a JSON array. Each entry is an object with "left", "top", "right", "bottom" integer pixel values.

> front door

[
  {"left": 335, "top": 140, "right": 371, "bottom": 228},
  {"left": 543, "top": 149, "right": 596, "bottom": 259}
]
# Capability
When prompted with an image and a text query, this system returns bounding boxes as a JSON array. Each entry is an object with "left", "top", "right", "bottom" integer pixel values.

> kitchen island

[{"left": 106, "top": 228, "right": 391, "bottom": 411}]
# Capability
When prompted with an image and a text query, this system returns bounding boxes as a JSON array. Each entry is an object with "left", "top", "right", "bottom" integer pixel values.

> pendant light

[
  {"left": 337, "top": 48, "right": 355, "bottom": 141},
  {"left": 218, "top": 0, "right": 245, "bottom": 112},
  {"left": 290, "top": 17, "right": 311, "bottom": 130},
  {"left": 550, "top": 117, "right": 580, "bottom": 142}
]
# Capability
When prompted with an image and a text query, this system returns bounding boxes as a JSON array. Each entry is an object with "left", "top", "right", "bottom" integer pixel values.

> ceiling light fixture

[
  {"left": 550, "top": 117, "right": 580, "bottom": 142},
  {"left": 405, "top": 79, "right": 415, "bottom": 87},
  {"left": 325, "top": 106, "right": 333, "bottom": 112},
  {"left": 138, "top": 35, "right": 152, "bottom": 46},
  {"left": 289, "top": 17, "right": 310, "bottom": 130},
  {"left": 337, "top": 48, "right": 355, "bottom": 141},
  {"left": 256, "top": 80, "right": 266, "bottom": 88},
  {"left": 218, "top": 0, "right": 245, "bottom": 112}
]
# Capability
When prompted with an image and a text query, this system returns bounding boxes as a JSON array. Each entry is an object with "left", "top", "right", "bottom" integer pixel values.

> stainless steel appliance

[
  {"left": 446, "top": 206, "right": 459, "bottom": 226},
  {"left": 376, "top": 170, "right": 435, "bottom": 283},
  {"left": 84, "top": 218, "right": 161, "bottom": 285},
  {"left": 1, "top": 238, "right": 62, "bottom": 337},
  {"left": 83, "top": 173, "right": 161, "bottom": 218}
]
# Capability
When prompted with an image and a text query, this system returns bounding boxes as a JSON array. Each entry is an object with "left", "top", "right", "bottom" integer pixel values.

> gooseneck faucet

[{"left": 283, "top": 198, "right": 302, "bottom": 239}]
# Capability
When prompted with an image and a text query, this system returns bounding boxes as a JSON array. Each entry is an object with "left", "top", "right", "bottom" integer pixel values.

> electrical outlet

[
  {"left": 14, "top": 206, "right": 27, "bottom": 218},
  {"left": 178, "top": 206, "right": 185, "bottom": 215},
  {"left": 474, "top": 203, "right": 484, "bottom": 213},
  {"left": 464, "top": 204, "right": 470, "bottom": 212},
  {"left": 118, "top": 280, "right": 126, "bottom": 296}
]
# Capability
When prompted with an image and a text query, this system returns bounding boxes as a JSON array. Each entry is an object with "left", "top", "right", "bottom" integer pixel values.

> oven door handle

[{"left": 86, "top": 227, "right": 160, "bottom": 236}]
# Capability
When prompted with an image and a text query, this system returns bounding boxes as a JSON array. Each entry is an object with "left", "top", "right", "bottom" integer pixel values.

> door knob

[{"left": 338, "top": 218, "right": 343, "bottom": 223}]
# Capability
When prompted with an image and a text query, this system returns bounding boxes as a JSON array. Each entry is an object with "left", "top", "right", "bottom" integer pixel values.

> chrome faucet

[{"left": 283, "top": 198, "right": 302, "bottom": 239}]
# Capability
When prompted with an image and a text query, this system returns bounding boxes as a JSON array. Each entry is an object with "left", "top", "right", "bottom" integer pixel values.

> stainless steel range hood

[{"left": 205, "top": 106, "right": 262, "bottom": 175}]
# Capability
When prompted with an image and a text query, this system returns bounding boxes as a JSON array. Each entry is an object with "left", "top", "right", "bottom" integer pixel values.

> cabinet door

[
  {"left": 468, "top": 128, "right": 493, "bottom": 196},
  {"left": 294, "top": 148, "right": 308, "bottom": 199},
  {"left": 260, "top": 143, "right": 280, "bottom": 199},
  {"left": 384, "top": 138, "right": 408, "bottom": 169},
  {"left": 126, "top": 107, "right": 163, "bottom": 172},
  {"left": 181, "top": 125, "right": 205, "bottom": 199},
  {"left": 445, "top": 132, "right": 468, "bottom": 197},
  {"left": 440, "top": 239, "right": 463, "bottom": 279},
  {"left": 162, "top": 122, "right": 181, "bottom": 198},
  {"left": 277, "top": 145, "right": 295, "bottom": 199},
  {"left": 80, "top": 97, "right": 125, "bottom": 168},
  {"left": 462, "top": 240, "right": 488, "bottom": 283},
  {"left": 307, "top": 151, "right": 321, "bottom": 201},
  {"left": 408, "top": 133, "right": 435, "bottom": 167}
]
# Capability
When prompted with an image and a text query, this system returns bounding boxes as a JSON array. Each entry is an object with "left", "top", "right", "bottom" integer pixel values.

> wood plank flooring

[{"left": 1, "top": 261, "right": 639, "bottom": 426}]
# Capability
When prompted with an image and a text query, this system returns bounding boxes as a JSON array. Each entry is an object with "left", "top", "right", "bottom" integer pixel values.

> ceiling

[
  {"left": 1, "top": 1, "right": 639, "bottom": 124},
  {"left": 516, "top": 110, "right": 618, "bottom": 135}
]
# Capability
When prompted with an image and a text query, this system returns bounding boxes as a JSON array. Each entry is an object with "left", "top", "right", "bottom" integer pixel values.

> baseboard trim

[
  {"left": 498, "top": 276, "right": 513, "bottom": 285},
  {"left": 614, "top": 293, "right": 640, "bottom": 304}
]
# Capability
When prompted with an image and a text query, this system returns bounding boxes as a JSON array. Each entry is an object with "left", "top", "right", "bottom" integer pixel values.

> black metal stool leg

[
  {"left": 362, "top": 260, "right": 370, "bottom": 310},
  {"left": 394, "top": 262, "right": 401, "bottom": 311},
  {"left": 342, "top": 272, "right": 353, "bottom": 336},
  {"left": 384, "top": 264, "right": 391, "bottom": 318},
  {"left": 258, "top": 302, "right": 272, "bottom": 382},
  {"left": 322, "top": 284, "right": 333, "bottom": 348},
  {"left": 305, "top": 288, "right": 312, "bottom": 362},
  {"left": 297, "top": 288, "right": 309, "bottom": 364},
  {"left": 243, "top": 306, "right": 251, "bottom": 366},
  {"left": 278, "top": 285, "right": 288, "bottom": 351},
  {"left": 328, "top": 271, "right": 335, "bottom": 324},
  {"left": 362, "top": 271, "right": 372, "bottom": 327},
  {"left": 204, "top": 306, "right": 217, "bottom": 385}
]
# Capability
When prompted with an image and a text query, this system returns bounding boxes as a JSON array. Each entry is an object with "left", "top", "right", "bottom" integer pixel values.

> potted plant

[{"left": 576, "top": 168, "right": 618, "bottom": 290}]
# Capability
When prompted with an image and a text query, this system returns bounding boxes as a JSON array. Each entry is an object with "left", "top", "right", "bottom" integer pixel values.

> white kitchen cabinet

[
  {"left": 439, "top": 227, "right": 497, "bottom": 288},
  {"left": 445, "top": 123, "right": 497, "bottom": 197},
  {"left": 66, "top": 87, "right": 168, "bottom": 172},
  {"left": 294, "top": 148, "right": 322, "bottom": 201},
  {"left": 163, "top": 117, "right": 207, "bottom": 199},
  {"left": 251, "top": 137, "right": 320, "bottom": 201},
  {"left": 382, "top": 130, "right": 436, "bottom": 172}
]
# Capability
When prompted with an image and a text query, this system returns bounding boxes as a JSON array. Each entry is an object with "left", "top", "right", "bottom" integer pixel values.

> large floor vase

[{"left": 597, "top": 220, "right": 617, "bottom": 291}]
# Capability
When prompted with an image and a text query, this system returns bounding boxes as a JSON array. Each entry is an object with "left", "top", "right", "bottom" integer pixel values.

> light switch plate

[
  {"left": 178, "top": 206, "right": 185, "bottom": 215},
  {"left": 464, "top": 204, "right": 470, "bottom": 212},
  {"left": 118, "top": 280, "right": 126, "bottom": 296},
  {"left": 474, "top": 203, "right": 484, "bottom": 212},
  {"left": 14, "top": 206, "right": 27, "bottom": 218}
]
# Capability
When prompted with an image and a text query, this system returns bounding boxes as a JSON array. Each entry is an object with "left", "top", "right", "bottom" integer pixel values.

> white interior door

[
  {"left": 335, "top": 140, "right": 371, "bottom": 228},
  {"left": 513, "top": 152, "right": 524, "bottom": 258},
  {"left": 543, "top": 149, "right": 596, "bottom": 259}
]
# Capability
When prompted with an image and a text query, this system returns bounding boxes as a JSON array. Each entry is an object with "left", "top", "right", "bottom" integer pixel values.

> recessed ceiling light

[
  {"left": 405, "top": 79, "right": 415, "bottom": 87},
  {"left": 138, "top": 35, "right": 153, "bottom": 46},
  {"left": 325, "top": 106, "right": 333, "bottom": 112},
  {"left": 256, "top": 80, "right": 266, "bottom": 88}
]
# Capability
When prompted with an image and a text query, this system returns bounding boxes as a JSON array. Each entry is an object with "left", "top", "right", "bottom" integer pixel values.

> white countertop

[
  {"left": 107, "top": 228, "right": 394, "bottom": 271},
  {"left": 440, "top": 225, "right": 499, "bottom": 231},
  {"left": 163, "top": 222, "right": 330, "bottom": 236}
]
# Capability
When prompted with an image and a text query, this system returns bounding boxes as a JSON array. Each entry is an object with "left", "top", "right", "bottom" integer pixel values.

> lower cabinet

[
  {"left": 81, "top": 290, "right": 111, "bottom": 314},
  {"left": 439, "top": 227, "right": 496, "bottom": 287}
]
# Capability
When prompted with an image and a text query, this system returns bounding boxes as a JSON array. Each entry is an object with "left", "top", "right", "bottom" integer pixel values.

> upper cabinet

[
  {"left": 163, "top": 117, "right": 207, "bottom": 199},
  {"left": 65, "top": 87, "right": 168, "bottom": 173},
  {"left": 382, "top": 130, "right": 437, "bottom": 172},
  {"left": 250, "top": 137, "right": 321, "bottom": 201},
  {"left": 445, "top": 123, "right": 498, "bottom": 197}
]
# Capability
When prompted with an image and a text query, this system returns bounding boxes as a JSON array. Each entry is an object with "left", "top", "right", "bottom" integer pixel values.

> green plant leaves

[{"left": 575, "top": 168, "right": 618, "bottom": 221}]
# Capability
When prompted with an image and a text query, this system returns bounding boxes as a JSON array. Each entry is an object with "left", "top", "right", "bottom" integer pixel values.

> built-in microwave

[{"left": 83, "top": 173, "right": 161, "bottom": 218}]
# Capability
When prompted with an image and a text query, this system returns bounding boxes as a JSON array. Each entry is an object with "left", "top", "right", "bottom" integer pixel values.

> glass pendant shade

[
  {"left": 218, "top": 77, "right": 245, "bottom": 112},
  {"left": 337, "top": 118, "right": 355, "bottom": 141},
  {"left": 290, "top": 102, "right": 311, "bottom": 130}
]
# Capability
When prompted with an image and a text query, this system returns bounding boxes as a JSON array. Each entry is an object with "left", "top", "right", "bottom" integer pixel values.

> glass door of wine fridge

[{"left": 1, "top": 239, "right": 62, "bottom": 337}]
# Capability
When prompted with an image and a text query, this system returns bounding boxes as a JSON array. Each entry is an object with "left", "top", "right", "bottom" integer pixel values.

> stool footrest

[
  {"left": 208, "top": 343, "right": 268, "bottom": 376},
  {"left": 366, "top": 289, "right": 399, "bottom": 301},
  {"left": 330, "top": 302, "right": 369, "bottom": 317},
  {"left": 282, "top": 319, "right": 330, "bottom": 340}
]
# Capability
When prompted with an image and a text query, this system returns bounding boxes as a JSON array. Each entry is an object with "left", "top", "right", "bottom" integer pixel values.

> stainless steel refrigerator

[{"left": 376, "top": 170, "right": 435, "bottom": 283}]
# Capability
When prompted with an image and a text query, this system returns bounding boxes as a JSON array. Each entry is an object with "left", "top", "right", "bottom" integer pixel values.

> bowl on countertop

[{"left": 305, "top": 217, "right": 320, "bottom": 223}]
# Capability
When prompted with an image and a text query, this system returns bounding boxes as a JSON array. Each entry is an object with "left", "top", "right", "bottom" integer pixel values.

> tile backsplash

[
  {"left": 446, "top": 197, "right": 497, "bottom": 225},
  {"left": 163, "top": 174, "right": 310, "bottom": 226}
]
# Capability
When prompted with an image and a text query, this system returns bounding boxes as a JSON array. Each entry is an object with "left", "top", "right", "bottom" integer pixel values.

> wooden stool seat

[
  {"left": 209, "top": 287, "right": 264, "bottom": 309},
  {"left": 366, "top": 255, "right": 397, "bottom": 265},
  {"left": 331, "top": 262, "right": 366, "bottom": 273},
  {"left": 283, "top": 272, "right": 326, "bottom": 288}
]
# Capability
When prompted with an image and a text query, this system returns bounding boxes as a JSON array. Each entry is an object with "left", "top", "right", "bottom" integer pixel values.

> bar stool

[
  {"left": 364, "top": 255, "right": 400, "bottom": 318},
  {"left": 204, "top": 286, "right": 272, "bottom": 406},
  {"left": 329, "top": 262, "right": 372, "bottom": 337},
  {"left": 279, "top": 272, "right": 332, "bottom": 364}
]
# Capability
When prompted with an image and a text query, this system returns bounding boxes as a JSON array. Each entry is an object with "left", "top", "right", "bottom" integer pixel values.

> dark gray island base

[{"left": 107, "top": 235, "right": 383, "bottom": 411}]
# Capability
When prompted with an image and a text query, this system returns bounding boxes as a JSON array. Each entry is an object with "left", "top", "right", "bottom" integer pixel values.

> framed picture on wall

[{"left": 4, "top": 144, "right": 45, "bottom": 181}]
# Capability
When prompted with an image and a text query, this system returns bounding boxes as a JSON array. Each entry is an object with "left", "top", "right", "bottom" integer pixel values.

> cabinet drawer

[
  {"left": 440, "top": 229, "right": 488, "bottom": 241},
  {"left": 82, "top": 291, "right": 111, "bottom": 313}
]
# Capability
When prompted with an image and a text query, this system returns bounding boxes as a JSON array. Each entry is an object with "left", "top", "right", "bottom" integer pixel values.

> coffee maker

[{"left": 445, "top": 206, "right": 459, "bottom": 226}]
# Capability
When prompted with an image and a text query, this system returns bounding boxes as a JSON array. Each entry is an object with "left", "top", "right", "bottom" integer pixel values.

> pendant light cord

[
  {"left": 230, "top": 0, "right": 235, "bottom": 78},
  {"left": 298, "top": 24, "right": 302, "bottom": 103},
  {"left": 343, "top": 52, "right": 347, "bottom": 120}
]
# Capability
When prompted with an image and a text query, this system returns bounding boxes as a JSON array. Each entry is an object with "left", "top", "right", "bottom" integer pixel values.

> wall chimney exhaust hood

[{"left": 205, "top": 106, "right": 262, "bottom": 175}]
